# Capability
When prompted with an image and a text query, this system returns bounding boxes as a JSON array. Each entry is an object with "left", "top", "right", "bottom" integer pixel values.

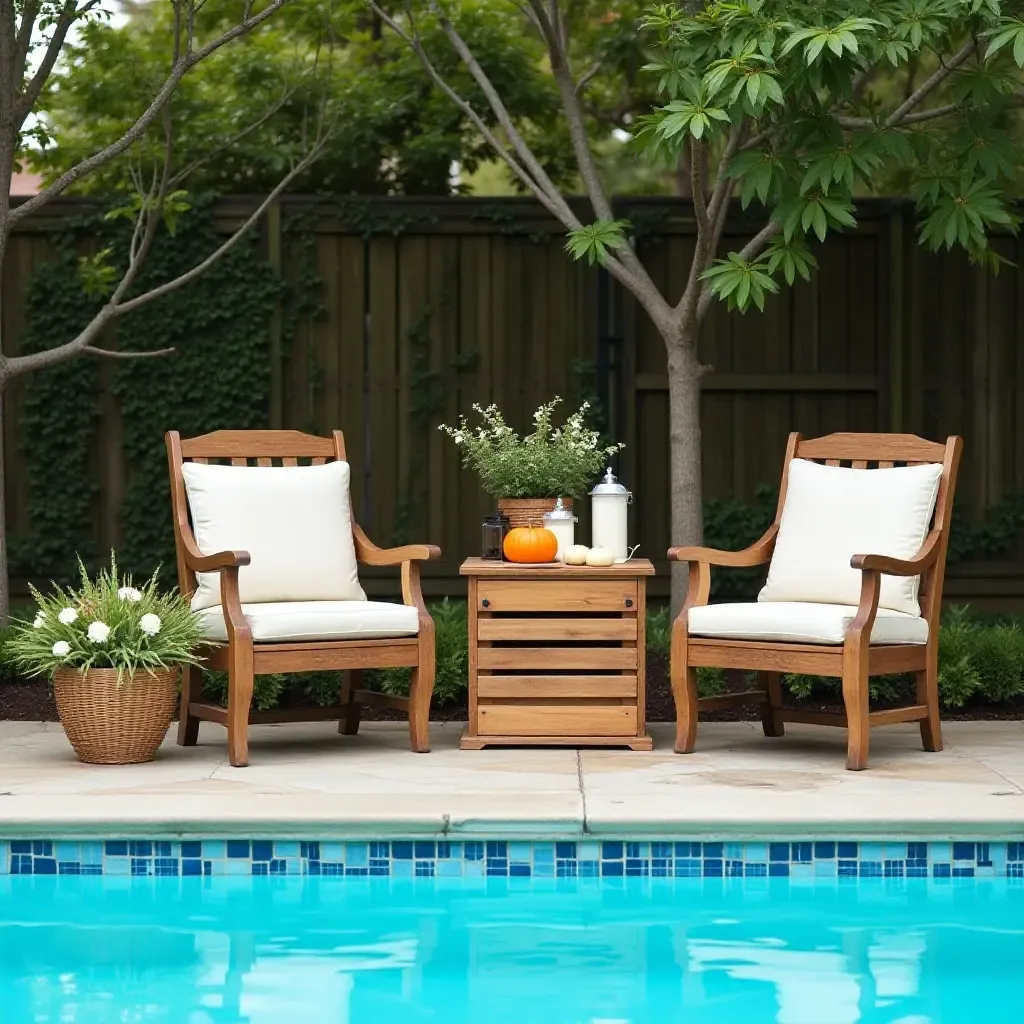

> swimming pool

[{"left": 2, "top": 838, "right": 1023, "bottom": 1023}]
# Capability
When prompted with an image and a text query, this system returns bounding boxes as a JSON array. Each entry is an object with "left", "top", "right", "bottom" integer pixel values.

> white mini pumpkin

[
  {"left": 585, "top": 547, "right": 614, "bottom": 567},
  {"left": 563, "top": 544, "right": 590, "bottom": 566}
]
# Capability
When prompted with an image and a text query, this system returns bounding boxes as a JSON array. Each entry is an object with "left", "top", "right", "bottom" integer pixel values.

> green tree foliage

[
  {"left": 631, "top": 0, "right": 1024, "bottom": 310},
  {"left": 35, "top": 0, "right": 572, "bottom": 195}
]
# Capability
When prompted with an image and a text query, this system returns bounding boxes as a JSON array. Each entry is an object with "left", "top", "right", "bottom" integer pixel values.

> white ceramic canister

[
  {"left": 589, "top": 467, "right": 632, "bottom": 562},
  {"left": 543, "top": 497, "right": 577, "bottom": 561}
]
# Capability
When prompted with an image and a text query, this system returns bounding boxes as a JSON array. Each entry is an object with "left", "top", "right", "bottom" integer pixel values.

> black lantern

[{"left": 481, "top": 512, "right": 511, "bottom": 560}]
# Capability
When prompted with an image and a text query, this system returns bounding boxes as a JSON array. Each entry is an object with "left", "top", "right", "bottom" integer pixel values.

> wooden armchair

[
  {"left": 669, "top": 432, "right": 962, "bottom": 771},
  {"left": 166, "top": 429, "right": 441, "bottom": 767}
]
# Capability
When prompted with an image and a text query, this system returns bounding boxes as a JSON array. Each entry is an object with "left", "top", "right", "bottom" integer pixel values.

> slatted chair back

[
  {"left": 166, "top": 428, "right": 349, "bottom": 599},
  {"left": 775, "top": 432, "right": 963, "bottom": 628}
]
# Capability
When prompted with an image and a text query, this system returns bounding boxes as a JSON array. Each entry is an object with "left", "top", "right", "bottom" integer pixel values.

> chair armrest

[
  {"left": 850, "top": 531, "right": 940, "bottom": 577},
  {"left": 352, "top": 522, "right": 441, "bottom": 566},
  {"left": 359, "top": 543, "right": 442, "bottom": 567},
  {"left": 668, "top": 524, "right": 778, "bottom": 568},
  {"left": 186, "top": 548, "right": 251, "bottom": 573}
]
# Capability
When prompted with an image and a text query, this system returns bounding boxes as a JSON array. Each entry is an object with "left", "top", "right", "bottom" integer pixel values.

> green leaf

[{"left": 564, "top": 219, "right": 631, "bottom": 267}]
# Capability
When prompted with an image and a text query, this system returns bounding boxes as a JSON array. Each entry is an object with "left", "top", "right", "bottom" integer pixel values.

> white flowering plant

[
  {"left": 439, "top": 397, "right": 624, "bottom": 498},
  {"left": 3, "top": 554, "right": 205, "bottom": 681}
]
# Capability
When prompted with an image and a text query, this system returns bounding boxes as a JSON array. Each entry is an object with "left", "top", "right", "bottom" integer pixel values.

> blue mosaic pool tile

[{"left": 3, "top": 837, "right": 1024, "bottom": 879}]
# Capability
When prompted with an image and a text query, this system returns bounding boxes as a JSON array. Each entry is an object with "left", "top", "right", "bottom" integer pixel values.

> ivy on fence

[{"left": 13, "top": 195, "right": 291, "bottom": 582}]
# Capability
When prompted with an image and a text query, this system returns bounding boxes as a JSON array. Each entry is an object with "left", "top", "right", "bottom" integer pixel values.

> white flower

[
  {"left": 118, "top": 586, "right": 142, "bottom": 602},
  {"left": 32, "top": 613, "right": 45, "bottom": 629},
  {"left": 139, "top": 613, "right": 161, "bottom": 637},
  {"left": 58, "top": 607, "right": 78, "bottom": 625},
  {"left": 52, "top": 641, "right": 70, "bottom": 658},
  {"left": 87, "top": 621, "right": 111, "bottom": 644}
]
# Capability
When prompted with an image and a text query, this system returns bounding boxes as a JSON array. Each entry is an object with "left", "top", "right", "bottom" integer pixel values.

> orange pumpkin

[{"left": 503, "top": 526, "right": 558, "bottom": 563}]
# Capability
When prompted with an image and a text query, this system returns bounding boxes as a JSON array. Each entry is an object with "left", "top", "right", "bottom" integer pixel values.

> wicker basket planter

[
  {"left": 52, "top": 666, "right": 180, "bottom": 765},
  {"left": 497, "top": 497, "right": 572, "bottom": 529}
]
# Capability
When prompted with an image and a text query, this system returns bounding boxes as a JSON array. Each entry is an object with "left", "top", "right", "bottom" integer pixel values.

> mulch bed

[{"left": 3, "top": 655, "right": 1022, "bottom": 722}]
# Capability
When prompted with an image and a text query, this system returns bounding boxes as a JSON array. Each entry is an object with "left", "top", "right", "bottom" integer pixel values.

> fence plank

[{"left": 3, "top": 195, "right": 1023, "bottom": 605}]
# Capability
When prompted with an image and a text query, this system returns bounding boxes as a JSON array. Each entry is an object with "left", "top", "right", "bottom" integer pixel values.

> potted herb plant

[
  {"left": 4, "top": 555, "right": 205, "bottom": 764},
  {"left": 440, "top": 397, "right": 624, "bottom": 526}
]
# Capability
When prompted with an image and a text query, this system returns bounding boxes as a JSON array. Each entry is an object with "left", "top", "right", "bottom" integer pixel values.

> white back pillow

[
  {"left": 759, "top": 459, "right": 942, "bottom": 616},
  {"left": 181, "top": 461, "right": 365, "bottom": 611}
]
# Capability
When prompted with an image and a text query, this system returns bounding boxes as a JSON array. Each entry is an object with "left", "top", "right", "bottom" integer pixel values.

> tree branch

[
  {"left": 837, "top": 102, "right": 961, "bottom": 130},
  {"left": 83, "top": 345, "right": 176, "bottom": 359},
  {"left": 523, "top": 0, "right": 667, "bottom": 318},
  {"left": 12, "top": 0, "right": 42, "bottom": 90},
  {"left": 427, "top": 1, "right": 582, "bottom": 228},
  {"left": 15, "top": 1, "right": 96, "bottom": 128},
  {"left": 10, "top": 0, "right": 297, "bottom": 225},
  {"left": 6, "top": 133, "right": 328, "bottom": 380},
  {"left": 885, "top": 41, "right": 975, "bottom": 127},
  {"left": 706, "top": 122, "right": 744, "bottom": 227}
]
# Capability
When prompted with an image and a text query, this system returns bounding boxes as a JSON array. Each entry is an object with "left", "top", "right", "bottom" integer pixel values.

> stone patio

[{"left": 1, "top": 720, "right": 1022, "bottom": 839}]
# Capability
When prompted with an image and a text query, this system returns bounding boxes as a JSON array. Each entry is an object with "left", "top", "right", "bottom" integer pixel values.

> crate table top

[{"left": 460, "top": 557, "right": 655, "bottom": 578}]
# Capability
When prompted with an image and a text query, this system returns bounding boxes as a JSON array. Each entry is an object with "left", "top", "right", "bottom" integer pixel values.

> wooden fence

[{"left": 3, "top": 196, "right": 1024, "bottom": 605}]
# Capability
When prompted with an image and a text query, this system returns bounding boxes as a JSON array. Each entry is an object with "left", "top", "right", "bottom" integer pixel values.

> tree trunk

[
  {"left": 666, "top": 328, "right": 704, "bottom": 617},
  {"left": 0, "top": 377, "right": 9, "bottom": 628}
]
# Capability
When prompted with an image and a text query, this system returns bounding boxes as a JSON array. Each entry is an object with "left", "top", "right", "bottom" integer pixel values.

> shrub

[
  {"left": 937, "top": 605, "right": 982, "bottom": 708},
  {"left": 371, "top": 598, "right": 468, "bottom": 706},
  {"left": 967, "top": 623, "right": 1024, "bottom": 703}
]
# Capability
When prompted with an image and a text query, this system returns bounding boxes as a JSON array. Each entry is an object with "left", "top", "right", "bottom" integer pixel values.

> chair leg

[
  {"left": 670, "top": 627, "right": 699, "bottom": 754},
  {"left": 917, "top": 656, "right": 943, "bottom": 752},
  {"left": 408, "top": 636, "right": 434, "bottom": 754},
  {"left": 339, "top": 669, "right": 362, "bottom": 736},
  {"left": 841, "top": 646, "right": 871, "bottom": 771},
  {"left": 177, "top": 663, "right": 200, "bottom": 746},
  {"left": 226, "top": 641, "right": 255, "bottom": 768},
  {"left": 759, "top": 671, "right": 785, "bottom": 738}
]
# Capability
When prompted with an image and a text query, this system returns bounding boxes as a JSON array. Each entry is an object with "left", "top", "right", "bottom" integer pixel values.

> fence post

[
  {"left": 887, "top": 206, "right": 905, "bottom": 433},
  {"left": 266, "top": 199, "right": 283, "bottom": 428}
]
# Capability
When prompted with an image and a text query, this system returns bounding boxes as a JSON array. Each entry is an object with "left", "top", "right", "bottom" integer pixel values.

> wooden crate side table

[{"left": 459, "top": 557, "right": 655, "bottom": 750}]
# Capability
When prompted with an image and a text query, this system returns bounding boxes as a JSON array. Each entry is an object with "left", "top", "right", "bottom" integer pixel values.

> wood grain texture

[
  {"left": 477, "top": 674, "right": 638, "bottom": 698},
  {"left": 167, "top": 428, "right": 439, "bottom": 765},
  {"left": 475, "top": 580, "right": 637, "bottom": 612},
  {"left": 461, "top": 560, "right": 650, "bottom": 749},
  {"left": 477, "top": 618, "right": 637, "bottom": 641},
  {"left": 668, "top": 431, "right": 961, "bottom": 771},
  {"left": 477, "top": 705, "right": 638, "bottom": 737},
  {"left": 477, "top": 647, "right": 638, "bottom": 671}
]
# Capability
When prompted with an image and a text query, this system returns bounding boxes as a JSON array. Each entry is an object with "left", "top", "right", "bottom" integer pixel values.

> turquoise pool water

[{"left": 1, "top": 875, "right": 1022, "bottom": 1023}]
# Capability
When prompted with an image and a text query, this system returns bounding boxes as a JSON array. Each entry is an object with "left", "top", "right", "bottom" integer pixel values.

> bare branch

[
  {"left": 111, "top": 137, "right": 327, "bottom": 316},
  {"left": 368, "top": 3, "right": 551, "bottom": 203},
  {"left": 10, "top": 0, "right": 297, "bottom": 225},
  {"left": 15, "top": 1, "right": 99, "bottom": 127},
  {"left": 574, "top": 62, "right": 602, "bottom": 95},
  {"left": 427, "top": 1, "right": 582, "bottom": 229},
  {"left": 690, "top": 141, "right": 711, "bottom": 238},
  {"left": 522, "top": 0, "right": 667, "bottom": 316},
  {"left": 885, "top": 41, "right": 975, "bottom": 127},
  {"left": 7, "top": 133, "right": 328, "bottom": 380},
  {"left": 837, "top": 102, "right": 961, "bottom": 130},
  {"left": 168, "top": 86, "right": 296, "bottom": 189},
  {"left": 83, "top": 345, "right": 176, "bottom": 360},
  {"left": 706, "top": 122, "right": 744, "bottom": 227},
  {"left": 13, "top": 0, "right": 42, "bottom": 88}
]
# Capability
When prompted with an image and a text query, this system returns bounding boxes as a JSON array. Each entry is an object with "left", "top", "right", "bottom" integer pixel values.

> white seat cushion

[
  {"left": 196, "top": 601, "right": 419, "bottom": 643},
  {"left": 688, "top": 602, "right": 928, "bottom": 645},
  {"left": 759, "top": 459, "right": 942, "bottom": 616},
  {"left": 182, "top": 461, "right": 365, "bottom": 611}
]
